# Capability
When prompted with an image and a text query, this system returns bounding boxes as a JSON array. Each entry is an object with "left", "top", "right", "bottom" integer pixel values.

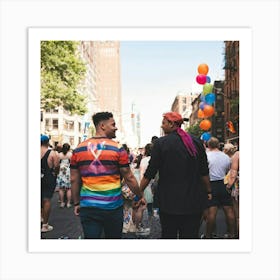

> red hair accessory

[{"left": 163, "top": 112, "right": 184, "bottom": 125}]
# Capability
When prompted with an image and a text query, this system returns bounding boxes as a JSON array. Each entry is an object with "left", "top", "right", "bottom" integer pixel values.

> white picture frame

[{"left": 28, "top": 27, "right": 252, "bottom": 253}]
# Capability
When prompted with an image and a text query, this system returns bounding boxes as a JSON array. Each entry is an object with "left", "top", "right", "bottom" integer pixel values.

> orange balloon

[
  {"left": 198, "top": 63, "right": 209, "bottom": 75},
  {"left": 199, "top": 119, "right": 212, "bottom": 131},
  {"left": 197, "top": 109, "right": 205, "bottom": 118},
  {"left": 203, "top": 105, "right": 215, "bottom": 117}
]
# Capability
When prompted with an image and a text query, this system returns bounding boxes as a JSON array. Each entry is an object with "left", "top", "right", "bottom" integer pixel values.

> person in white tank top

[{"left": 203, "top": 137, "right": 236, "bottom": 239}]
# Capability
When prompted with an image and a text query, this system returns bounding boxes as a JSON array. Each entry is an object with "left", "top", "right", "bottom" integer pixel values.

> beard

[{"left": 108, "top": 131, "right": 116, "bottom": 139}]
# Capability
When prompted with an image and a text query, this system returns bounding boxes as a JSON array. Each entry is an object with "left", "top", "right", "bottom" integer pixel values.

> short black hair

[
  {"left": 151, "top": 136, "right": 158, "bottom": 144},
  {"left": 144, "top": 143, "right": 153, "bottom": 156},
  {"left": 92, "top": 112, "right": 113, "bottom": 127},
  {"left": 62, "top": 143, "right": 71, "bottom": 155}
]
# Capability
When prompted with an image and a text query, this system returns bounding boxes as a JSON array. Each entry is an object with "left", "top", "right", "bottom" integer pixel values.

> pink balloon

[{"left": 196, "top": 74, "right": 207, "bottom": 85}]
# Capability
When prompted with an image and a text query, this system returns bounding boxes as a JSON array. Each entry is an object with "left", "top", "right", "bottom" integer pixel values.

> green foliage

[
  {"left": 41, "top": 41, "right": 87, "bottom": 115},
  {"left": 186, "top": 122, "right": 203, "bottom": 137}
]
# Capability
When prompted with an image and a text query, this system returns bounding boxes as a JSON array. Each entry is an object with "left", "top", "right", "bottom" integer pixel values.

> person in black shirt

[{"left": 139, "top": 112, "right": 212, "bottom": 239}]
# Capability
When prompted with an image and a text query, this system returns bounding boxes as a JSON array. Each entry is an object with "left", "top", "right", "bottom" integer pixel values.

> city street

[{"left": 41, "top": 190, "right": 228, "bottom": 240}]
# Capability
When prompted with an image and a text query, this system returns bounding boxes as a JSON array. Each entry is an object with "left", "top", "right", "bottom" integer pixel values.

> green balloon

[{"left": 203, "top": 83, "right": 213, "bottom": 94}]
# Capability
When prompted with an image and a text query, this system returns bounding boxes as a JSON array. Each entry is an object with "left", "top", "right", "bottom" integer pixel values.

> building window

[
  {"left": 45, "top": 108, "right": 59, "bottom": 113},
  {"left": 45, "top": 118, "right": 51, "bottom": 130},
  {"left": 53, "top": 119, "right": 58, "bottom": 129},
  {"left": 69, "top": 136, "right": 74, "bottom": 146},
  {"left": 45, "top": 118, "right": 58, "bottom": 130},
  {"left": 64, "top": 120, "right": 74, "bottom": 131}
]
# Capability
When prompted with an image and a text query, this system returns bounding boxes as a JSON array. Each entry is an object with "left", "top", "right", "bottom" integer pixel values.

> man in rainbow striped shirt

[{"left": 70, "top": 112, "right": 145, "bottom": 239}]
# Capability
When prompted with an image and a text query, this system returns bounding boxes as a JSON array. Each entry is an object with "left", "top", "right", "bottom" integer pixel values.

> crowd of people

[{"left": 40, "top": 111, "right": 239, "bottom": 239}]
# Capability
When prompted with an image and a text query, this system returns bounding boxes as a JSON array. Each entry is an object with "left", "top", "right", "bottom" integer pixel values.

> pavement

[
  {"left": 41, "top": 191, "right": 83, "bottom": 239},
  {"left": 41, "top": 190, "right": 228, "bottom": 239}
]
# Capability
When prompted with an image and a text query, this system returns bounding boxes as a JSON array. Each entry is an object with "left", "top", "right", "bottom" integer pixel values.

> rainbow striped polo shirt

[{"left": 70, "top": 137, "right": 129, "bottom": 210}]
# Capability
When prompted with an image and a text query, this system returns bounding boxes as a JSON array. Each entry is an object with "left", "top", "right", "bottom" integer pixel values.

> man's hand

[
  {"left": 132, "top": 196, "right": 147, "bottom": 209},
  {"left": 74, "top": 205, "right": 80, "bottom": 216},
  {"left": 140, "top": 196, "right": 147, "bottom": 206}
]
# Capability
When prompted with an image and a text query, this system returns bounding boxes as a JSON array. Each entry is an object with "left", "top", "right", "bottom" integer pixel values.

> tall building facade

[
  {"left": 223, "top": 41, "right": 239, "bottom": 145},
  {"left": 93, "top": 41, "right": 123, "bottom": 133},
  {"left": 189, "top": 94, "right": 201, "bottom": 127},
  {"left": 212, "top": 80, "right": 225, "bottom": 143},
  {"left": 171, "top": 91, "right": 199, "bottom": 128},
  {"left": 40, "top": 107, "right": 83, "bottom": 148}
]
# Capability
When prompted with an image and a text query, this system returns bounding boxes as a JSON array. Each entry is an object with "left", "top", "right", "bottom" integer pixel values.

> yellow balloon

[{"left": 203, "top": 83, "right": 213, "bottom": 94}]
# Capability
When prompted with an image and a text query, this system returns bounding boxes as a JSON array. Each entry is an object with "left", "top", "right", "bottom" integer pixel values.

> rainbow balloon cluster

[{"left": 195, "top": 63, "right": 216, "bottom": 142}]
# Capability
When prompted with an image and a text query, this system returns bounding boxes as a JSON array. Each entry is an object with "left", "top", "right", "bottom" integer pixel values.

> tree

[
  {"left": 186, "top": 122, "right": 203, "bottom": 138},
  {"left": 41, "top": 41, "right": 87, "bottom": 115}
]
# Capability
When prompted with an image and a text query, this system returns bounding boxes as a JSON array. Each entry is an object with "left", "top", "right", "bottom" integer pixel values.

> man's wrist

[
  {"left": 134, "top": 193, "right": 144, "bottom": 201},
  {"left": 74, "top": 202, "right": 80, "bottom": 206}
]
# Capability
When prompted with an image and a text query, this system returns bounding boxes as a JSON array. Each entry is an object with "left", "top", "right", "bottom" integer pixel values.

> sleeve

[
  {"left": 118, "top": 146, "right": 130, "bottom": 168},
  {"left": 70, "top": 149, "right": 78, "bottom": 169},
  {"left": 193, "top": 138, "right": 209, "bottom": 176}
]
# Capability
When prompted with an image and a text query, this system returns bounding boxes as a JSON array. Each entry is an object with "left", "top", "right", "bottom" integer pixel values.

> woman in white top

[
  {"left": 56, "top": 143, "right": 72, "bottom": 208},
  {"left": 140, "top": 143, "right": 154, "bottom": 219}
]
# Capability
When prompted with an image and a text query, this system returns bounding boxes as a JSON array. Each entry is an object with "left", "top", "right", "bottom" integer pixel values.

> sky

[{"left": 120, "top": 41, "right": 225, "bottom": 147}]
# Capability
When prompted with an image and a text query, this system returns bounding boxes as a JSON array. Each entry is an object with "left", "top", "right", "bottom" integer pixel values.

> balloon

[
  {"left": 199, "top": 119, "right": 212, "bottom": 131},
  {"left": 199, "top": 101, "right": 206, "bottom": 110},
  {"left": 197, "top": 109, "right": 205, "bottom": 118},
  {"left": 203, "top": 105, "right": 215, "bottom": 117},
  {"left": 206, "top": 76, "right": 211, "bottom": 83},
  {"left": 205, "top": 93, "right": 216, "bottom": 105},
  {"left": 201, "top": 132, "right": 211, "bottom": 141},
  {"left": 203, "top": 83, "right": 213, "bottom": 94},
  {"left": 198, "top": 63, "right": 209, "bottom": 75},
  {"left": 200, "top": 94, "right": 205, "bottom": 102},
  {"left": 196, "top": 74, "right": 207, "bottom": 85}
]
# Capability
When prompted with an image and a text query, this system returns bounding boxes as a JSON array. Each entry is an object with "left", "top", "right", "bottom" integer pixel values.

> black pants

[{"left": 159, "top": 211, "right": 201, "bottom": 239}]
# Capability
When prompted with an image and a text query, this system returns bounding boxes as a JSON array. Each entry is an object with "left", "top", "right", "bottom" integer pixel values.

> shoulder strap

[
  {"left": 42, "top": 149, "right": 52, "bottom": 161},
  {"left": 41, "top": 149, "right": 52, "bottom": 173}
]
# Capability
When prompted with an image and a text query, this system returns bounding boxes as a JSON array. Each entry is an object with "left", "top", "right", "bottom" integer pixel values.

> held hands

[
  {"left": 139, "top": 196, "right": 147, "bottom": 207},
  {"left": 132, "top": 196, "right": 147, "bottom": 209}
]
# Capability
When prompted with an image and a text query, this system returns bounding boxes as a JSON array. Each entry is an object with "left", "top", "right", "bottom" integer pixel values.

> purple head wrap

[{"left": 163, "top": 112, "right": 197, "bottom": 157}]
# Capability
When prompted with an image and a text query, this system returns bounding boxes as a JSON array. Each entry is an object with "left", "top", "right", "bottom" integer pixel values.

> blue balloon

[
  {"left": 200, "top": 94, "right": 205, "bottom": 102},
  {"left": 205, "top": 93, "right": 216, "bottom": 105},
  {"left": 201, "top": 132, "right": 211, "bottom": 141},
  {"left": 206, "top": 76, "right": 211, "bottom": 83},
  {"left": 199, "top": 101, "right": 205, "bottom": 110}
]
